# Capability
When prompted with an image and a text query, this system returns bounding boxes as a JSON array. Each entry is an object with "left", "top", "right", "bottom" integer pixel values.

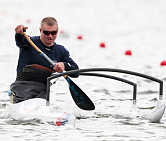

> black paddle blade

[{"left": 65, "top": 77, "right": 95, "bottom": 110}]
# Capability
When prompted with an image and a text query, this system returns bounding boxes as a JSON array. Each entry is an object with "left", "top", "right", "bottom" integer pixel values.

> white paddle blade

[{"left": 147, "top": 100, "right": 166, "bottom": 122}]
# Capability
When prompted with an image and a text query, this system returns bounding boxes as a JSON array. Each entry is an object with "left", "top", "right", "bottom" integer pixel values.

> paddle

[{"left": 23, "top": 29, "right": 95, "bottom": 110}]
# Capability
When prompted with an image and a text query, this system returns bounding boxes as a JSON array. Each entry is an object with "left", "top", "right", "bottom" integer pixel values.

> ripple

[
  {"left": 138, "top": 90, "right": 158, "bottom": 95},
  {"left": 113, "top": 89, "right": 132, "bottom": 94},
  {"left": 119, "top": 119, "right": 145, "bottom": 125},
  {"left": 4, "top": 119, "right": 42, "bottom": 126},
  {"left": 92, "top": 89, "right": 110, "bottom": 94}
]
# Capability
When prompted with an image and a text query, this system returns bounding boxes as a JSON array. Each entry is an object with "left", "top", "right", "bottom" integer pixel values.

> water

[{"left": 1, "top": 0, "right": 166, "bottom": 140}]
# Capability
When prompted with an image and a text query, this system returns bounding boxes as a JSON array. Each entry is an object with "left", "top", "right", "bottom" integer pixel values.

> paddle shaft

[{"left": 23, "top": 32, "right": 55, "bottom": 67}]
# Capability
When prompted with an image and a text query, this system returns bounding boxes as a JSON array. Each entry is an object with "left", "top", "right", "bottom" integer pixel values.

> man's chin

[{"left": 47, "top": 41, "right": 53, "bottom": 44}]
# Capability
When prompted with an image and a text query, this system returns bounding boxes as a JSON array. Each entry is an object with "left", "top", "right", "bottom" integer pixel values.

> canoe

[{"left": 2, "top": 98, "right": 76, "bottom": 126}]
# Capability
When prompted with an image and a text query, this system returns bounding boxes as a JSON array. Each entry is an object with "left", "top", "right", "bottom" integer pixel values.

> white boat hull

[{"left": 2, "top": 98, "right": 76, "bottom": 126}]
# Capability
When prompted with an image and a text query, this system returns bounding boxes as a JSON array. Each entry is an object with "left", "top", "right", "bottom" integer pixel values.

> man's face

[{"left": 40, "top": 24, "right": 58, "bottom": 47}]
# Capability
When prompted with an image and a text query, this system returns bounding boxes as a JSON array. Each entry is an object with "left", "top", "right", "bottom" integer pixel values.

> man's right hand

[{"left": 15, "top": 25, "right": 28, "bottom": 35}]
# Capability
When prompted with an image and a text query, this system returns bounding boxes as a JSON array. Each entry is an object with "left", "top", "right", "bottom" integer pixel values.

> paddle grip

[{"left": 23, "top": 28, "right": 26, "bottom": 32}]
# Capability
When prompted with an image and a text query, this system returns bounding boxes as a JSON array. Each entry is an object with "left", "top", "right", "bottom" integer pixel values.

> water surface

[{"left": 1, "top": 0, "right": 166, "bottom": 140}]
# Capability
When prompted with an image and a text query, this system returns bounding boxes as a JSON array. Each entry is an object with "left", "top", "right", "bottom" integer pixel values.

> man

[{"left": 10, "top": 17, "right": 79, "bottom": 103}]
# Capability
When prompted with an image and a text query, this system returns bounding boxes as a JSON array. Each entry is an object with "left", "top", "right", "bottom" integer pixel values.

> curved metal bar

[
  {"left": 79, "top": 72, "right": 137, "bottom": 103},
  {"left": 46, "top": 68, "right": 163, "bottom": 105}
]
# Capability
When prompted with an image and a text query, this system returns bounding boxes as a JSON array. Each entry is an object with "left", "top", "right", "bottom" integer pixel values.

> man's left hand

[{"left": 53, "top": 62, "right": 65, "bottom": 73}]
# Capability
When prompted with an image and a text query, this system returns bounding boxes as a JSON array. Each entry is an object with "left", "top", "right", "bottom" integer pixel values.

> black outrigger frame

[{"left": 46, "top": 68, "right": 163, "bottom": 106}]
